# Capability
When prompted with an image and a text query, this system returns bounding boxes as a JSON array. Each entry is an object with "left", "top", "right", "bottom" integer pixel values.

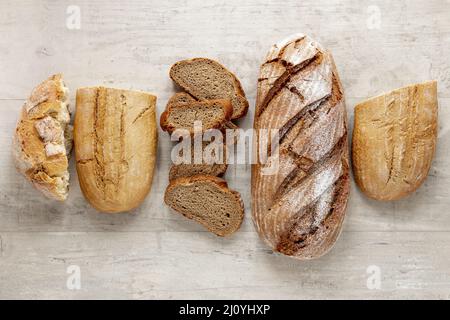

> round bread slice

[
  {"left": 13, "top": 74, "right": 72, "bottom": 201},
  {"left": 160, "top": 99, "right": 233, "bottom": 134},
  {"left": 169, "top": 58, "right": 249, "bottom": 119},
  {"left": 164, "top": 175, "right": 244, "bottom": 236}
]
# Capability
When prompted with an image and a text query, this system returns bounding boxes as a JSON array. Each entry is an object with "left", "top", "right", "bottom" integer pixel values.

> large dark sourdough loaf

[{"left": 252, "top": 34, "right": 350, "bottom": 259}]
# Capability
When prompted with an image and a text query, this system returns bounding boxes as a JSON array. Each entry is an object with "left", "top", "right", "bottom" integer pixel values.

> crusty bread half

[
  {"left": 13, "top": 74, "right": 72, "bottom": 201},
  {"left": 252, "top": 34, "right": 350, "bottom": 260},
  {"left": 352, "top": 81, "right": 438, "bottom": 201},
  {"left": 169, "top": 58, "right": 249, "bottom": 119},
  {"left": 160, "top": 99, "right": 233, "bottom": 134},
  {"left": 74, "top": 87, "right": 157, "bottom": 213},
  {"left": 164, "top": 175, "right": 244, "bottom": 236}
]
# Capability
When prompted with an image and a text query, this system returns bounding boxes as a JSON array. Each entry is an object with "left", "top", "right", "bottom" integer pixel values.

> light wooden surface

[{"left": 1, "top": 0, "right": 449, "bottom": 299}]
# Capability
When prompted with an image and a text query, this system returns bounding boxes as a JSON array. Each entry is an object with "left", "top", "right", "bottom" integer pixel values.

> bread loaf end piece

[
  {"left": 252, "top": 34, "right": 350, "bottom": 259},
  {"left": 13, "top": 74, "right": 72, "bottom": 201},
  {"left": 352, "top": 81, "right": 438, "bottom": 200},
  {"left": 164, "top": 175, "right": 244, "bottom": 236},
  {"left": 169, "top": 58, "right": 249, "bottom": 119},
  {"left": 74, "top": 87, "right": 157, "bottom": 213}
]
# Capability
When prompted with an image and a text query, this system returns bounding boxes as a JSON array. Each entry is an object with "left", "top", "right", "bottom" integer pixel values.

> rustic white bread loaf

[
  {"left": 352, "top": 81, "right": 438, "bottom": 200},
  {"left": 252, "top": 34, "right": 350, "bottom": 259},
  {"left": 74, "top": 87, "right": 157, "bottom": 213},
  {"left": 13, "top": 74, "right": 72, "bottom": 201}
]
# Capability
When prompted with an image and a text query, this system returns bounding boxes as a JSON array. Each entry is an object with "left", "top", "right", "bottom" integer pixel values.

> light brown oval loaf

[
  {"left": 169, "top": 58, "right": 249, "bottom": 119},
  {"left": 352, "top": 81, "right": 438, "bottom": 201},
  {"left": 160, "top": 99, "right": 232, "bottom": 134},
  {"left": 13, "top": 74, "right": 72, "bottom": 201},
  {"left": 74, "top": 87, "right": 157, "bottom": 213},
  {"left": 164, "top": 175, "right": 244, "bottom": 236},
  {"left": 252, "top": 34, "right": 350, "bottom": 260}
]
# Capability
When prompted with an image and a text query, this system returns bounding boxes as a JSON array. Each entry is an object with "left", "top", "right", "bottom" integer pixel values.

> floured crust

[
  {"left": 252, "top": 35, "right": 350, "bottom": 260},
  {"left": 74, "top": 87, "right": 158, "bottom": 213},
  {"left": 352, "top": 81, "right": 438, "bottom": 200},
  {"left": 164, "top": 175, "right": 245, "bottom": 236},
  {"left": 13, "top": 74, "right": 72, "bottom": 201}
]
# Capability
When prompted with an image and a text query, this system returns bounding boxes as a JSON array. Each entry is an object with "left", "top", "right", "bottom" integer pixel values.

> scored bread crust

[
  {"left": 160, "top": 99, "right": 233, "bottom": 134},
  {"left": 352, "top": 81, "right": 438, "bottom": 201},
  {"left": 74, "top": 87, "right": 157, "bottom": 213},
  {"left": 252, "top": 34, "right": 350, "bottom": 260},
  {"left": 164, "top": 175, "right": 245, "bottom": 236},
  {"left": 13, "top": 74, "right": 72, "bottom": 201},
  {"left": 169, "top": 58, "right": 249, "bottom": 119}
]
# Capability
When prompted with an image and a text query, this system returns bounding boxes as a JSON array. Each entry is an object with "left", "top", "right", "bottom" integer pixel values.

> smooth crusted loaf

[
  {"left": 160, "top": 99, "right": 233, "bottom": 134},
  {"left": 74, "top": 87, "right": 157, "bottom": 213},
  {"left": 352, "top": 81, "right": 438, "bottom": 201},
  {"left": 13, "top": 74, "right": 72, "bottom": 201},
  {"left": 252, "top": 34, "right": 350, "bottom": 260},
  {"left": 169, "top": 58, "right": 249, "bottom": 119},
  {"left": 164, "top": 175, "right": 244, "bottom": 236}
]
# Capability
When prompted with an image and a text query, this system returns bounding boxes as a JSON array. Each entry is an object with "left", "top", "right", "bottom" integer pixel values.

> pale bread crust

[
  {"left": 352, "top": 81, "right": 438, "bottom": 201},
  {"left": 13, "top": 74, "right": 71, "bottom": 201},
  {"left": 74, "top": 87, "right": 157, "bottom": 213},
  {"left": 252, "top": 34, "right": 350, "bottom": 260}
]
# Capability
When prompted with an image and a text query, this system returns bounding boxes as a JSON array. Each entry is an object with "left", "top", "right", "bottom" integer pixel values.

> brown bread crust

[
  {"left": 252, "top": 34, "right": 350, "bottom": 260},
  {"left": 352, "top": 81, "right": 438, "bottom": 200}
]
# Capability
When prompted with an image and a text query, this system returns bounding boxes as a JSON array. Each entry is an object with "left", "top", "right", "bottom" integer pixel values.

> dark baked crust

[{"left": 252, "top": 34, "right": 350, "bottom": 260}]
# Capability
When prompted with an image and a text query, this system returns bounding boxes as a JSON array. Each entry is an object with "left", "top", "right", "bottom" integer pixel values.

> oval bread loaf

[
  {"left": 74, "top": 87, "right": 157, "bottom": 213},
  {"left": 352, "top": 81, "right": 438, "bottom": 200},
  {"left": 252, "top": 34, "right": 350, "bottom": 260}
]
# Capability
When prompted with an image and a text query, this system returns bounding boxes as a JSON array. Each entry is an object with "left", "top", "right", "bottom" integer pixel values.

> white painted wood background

[{"left": 0, "top": 0, "right": 449, "bottom": 299}]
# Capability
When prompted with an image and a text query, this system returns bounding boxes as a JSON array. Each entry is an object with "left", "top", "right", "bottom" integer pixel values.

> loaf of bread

[
  {"left": 252, "top": 34, "right": 350, "bottom": 259},
  {"left": 352, "top": 81, "right": 438, "bottom": 201},
  {"left": 74, "top": 87, "right": 157, "bottom": 213},
  {"left": 169, "top": 58, "right": 249, "bottom": 119},
  {"left": 164, "top": 175, "right": 244, "bottom": 236},
  {"left": 160, "top": 99, "right": 232, "bottom": 134},
  {"left": 13, "top": 74, "right": 73, "bottom": 201}
]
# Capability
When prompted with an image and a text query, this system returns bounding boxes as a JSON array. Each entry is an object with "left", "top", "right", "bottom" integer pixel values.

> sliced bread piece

[
  {"left": 169, "top": 58, "right": 249, "bottom": 119},
  {"left": 164, "top": 175, "right": 244, "bottom": 236},
  {"left": 160, "top": 99, "right": 232, "bottom": 134},
  {"left": 169, "top": 139, "right": 228, "bottom": 181},
  {"left": 166, "top": 92, "right": 239, "bottom": 132}
]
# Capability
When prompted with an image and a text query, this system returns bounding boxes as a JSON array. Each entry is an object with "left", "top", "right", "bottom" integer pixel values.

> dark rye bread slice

[
  {"left": 169, "top": 140, "right": 228, "bottom": 181},
  {"left": 164, "top": 175, "right": 244, "bottom": 236},
  {"left": 169, "top": 58, "right": 249, "bottom": 119},
  {"left": 160, "top": 99, "right": 233, "bottom": 134}
]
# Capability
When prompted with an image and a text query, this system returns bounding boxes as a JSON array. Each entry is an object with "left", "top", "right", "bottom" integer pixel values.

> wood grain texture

[{"left": 0, "top": 0, "right": 450, "bottom": 299}]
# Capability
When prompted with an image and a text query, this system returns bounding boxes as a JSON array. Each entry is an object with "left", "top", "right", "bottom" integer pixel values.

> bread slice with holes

[
  {"left": 164, "top": 175, "right": 244, "bottom": 236},
  {"left": 13, "top": 74, "right": 72, "bottom": 201},
  {"left": 160, "top": 99, "right": 232, "bottom": 134},
  {"left": 169, "top": 58, "right": 249, "bottom": 119}
]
